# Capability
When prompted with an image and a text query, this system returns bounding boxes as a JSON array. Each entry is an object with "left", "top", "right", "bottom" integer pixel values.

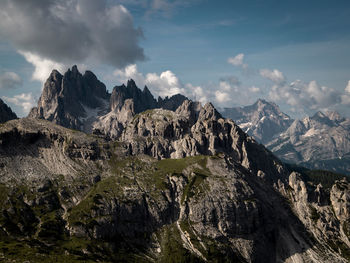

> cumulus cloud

[
  {"left": 114, "top": 64, "right": 186, "bottom": 98},
  {"left": 186, "top": 84, "right": 208, "bottom": 104},
  {"left": 0, "top": 72, "right": 22, "bottom": 89},
  {"left": 341, "top": 80, "right": 350, "bottom": 105},
  {"left": 268, "top": 77, "right": 340, "bottom": 114},
  {"left": 114, "top": 64, "right": 212, "bottom": 104},
  {"left": 19, "top": 51, "right": 66, "bottom": 83},
  {"left": 249, "top": 86, "right": 260, "bottom": 93},
  {"left": 2, "top": 93, "right": 36, "bottom": 113},
  {"left": 0, "top": 0, "right": 144, "bottom": 81},
  {"left": 346, "top": 80, "right": 350, "bottom": 94},
  {"left": 215, "top": 90, "right": 231, "bottom": 103},
  {"left": 227, "top": 53, "right": 248, "bottom": 69},
  {"left": 260, "top": 69, "right": 286, "bottom": 84}
]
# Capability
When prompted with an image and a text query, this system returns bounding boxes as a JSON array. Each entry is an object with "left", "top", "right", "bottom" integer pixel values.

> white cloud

[
  {"left": 2, "top": 93, "right": 36, "bottom": 113},
  {"left": 249, "top": 86, "right": 260, "bottom": 93},
  {"left": 215, "top": 90, "right": 231, "bottom": 103},
  {"left": 146, "top": 71, "right": 185, "bottom": 97},
  {"left": 186, "top": 84, "right": 208, "bottom": 104},
  {"left": 260, "top": 69, "right": 285, "bottom": 84},
  {"left": 19, "top": 51, "right": 66, "bottom": 83},
  {"left": 268, "top": 77, "right": 340, "bottom": 114},
  {"left": 341, "top": 80, "right": 350, "bottom": 105},
  {"left": 227, "top": 53, "right": 248, "bottom": 69},
  {"left": 0, "top": 72, "right": 22, "bottom": 89},
  {"left": 345, "top": 80, "right": 350, "bottom": 93},
  {"left": 114, "top": 64, "right": 186, "bottom": 98}
]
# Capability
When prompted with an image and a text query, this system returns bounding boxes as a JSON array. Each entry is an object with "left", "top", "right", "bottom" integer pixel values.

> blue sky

[{"left": 0, "top": 0, "right": 349, "bottom": 118}]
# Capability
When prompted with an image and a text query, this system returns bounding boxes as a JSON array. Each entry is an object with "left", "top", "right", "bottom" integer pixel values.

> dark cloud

[{"left": 0, "top": 0, "right": 145, "bottom": 67}]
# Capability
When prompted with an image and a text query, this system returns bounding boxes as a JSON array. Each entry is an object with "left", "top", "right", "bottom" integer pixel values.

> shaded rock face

[
  {"left": 0, "top": 98, "right": 17, "bottom": 123},
  {"left": 110, "top": 80, "right": 157, "bottom": 113},
  {"left": 221, "top": 99, "right": 293, "bottom": 144},
  {"left": 29, "top": 67, "right": 188, "bottom": 139},
  {"left": 28, "top": 65, "right": 110, "bottom": 131},
  {"left": 1, "top": 118, "right": 350, "bottom": 262}
]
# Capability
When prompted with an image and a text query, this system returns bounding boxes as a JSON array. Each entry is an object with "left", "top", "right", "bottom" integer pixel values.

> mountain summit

[
  {"left": 221, "top": 99, "right": 293, "bottom": 143},
  {"left": 28, "top": 66, "right": 188, "bottom": 137}
]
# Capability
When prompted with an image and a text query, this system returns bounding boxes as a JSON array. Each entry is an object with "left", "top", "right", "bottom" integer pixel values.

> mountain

[
  {"left": 0, "top": 98, "right": 17, "bottom": 123},
  {"left": 267, "top": 111, "right": 350, "bottom": 174},
  {"left": 29, "top": 66, "right": 188, "bottom": 138},
  {"left": 0, "top": 66, "right": 347, "bottom": 261},
  {"left": 221, "top": 99, "right": 293, "bottom": 144},
  {"left": 222, "top": 100, "right": 350, "bottom": 174},
  {"left": 28, "top": 65, "right": 110, "bottom": 131},
  {"left": 1, "top": 107, "right": 350, "bottom": 262}
]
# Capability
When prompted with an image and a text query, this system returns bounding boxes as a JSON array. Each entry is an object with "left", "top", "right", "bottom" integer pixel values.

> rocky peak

[
  {"left": 158, "top": 94, "right": 188, "bottom": 111},
  {"left": 198, "top": 102, "right": 222, "bottom": 121},
  {"left": 221, "top": 98, "right": 293, "bottom": 143},
  {"left": 0, "top": 99, "right": 17, "bottom": 124},
  {"left": 175, "top": 100, "right": 201, "bottom": 123},
  {"left": 325, "top": 111, "right": 344, "bottom": 122},
  {"left": 110, "top": 80, "right": 157, "bottom": 113},
  {"left": 309, "top": 111, "right": 338, "bottom": 128},
  {"left": 28, "top": 66, "right": 109, "bottom": 130}
]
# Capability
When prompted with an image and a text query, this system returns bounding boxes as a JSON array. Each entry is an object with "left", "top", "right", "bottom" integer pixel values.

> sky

[{"left": 0, "top": 0, "right": 349, "bottom": 118}]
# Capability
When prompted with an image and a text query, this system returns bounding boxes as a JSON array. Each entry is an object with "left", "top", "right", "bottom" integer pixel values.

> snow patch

[
  {"left": 303, "top": 128, "right": 320, "bottom": 138},
  {"left": 239, "top": 122, "right": 252, "bottom": 129}
]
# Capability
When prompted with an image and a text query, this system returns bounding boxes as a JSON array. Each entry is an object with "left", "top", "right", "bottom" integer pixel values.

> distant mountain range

[{"left": 222, "top": 100, "right": 350, "bottom": 174}]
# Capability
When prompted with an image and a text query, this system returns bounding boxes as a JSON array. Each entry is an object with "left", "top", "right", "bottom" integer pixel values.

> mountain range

[
  {"left": 222, "top": 100, "right": 350, "bottom": 174},
  {"left": 0, "top": 66, "right": 350, "bottom": 262}
]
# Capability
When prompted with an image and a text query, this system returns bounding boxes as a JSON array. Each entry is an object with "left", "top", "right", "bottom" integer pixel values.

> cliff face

[
  {"left": 28, "top": 65, "right": 110, "bottom": 131},
  {"left": 28, "top": 66, "right": 188, "bottom": 140},
  {"left": 0, "top": 98, "right": 17, "bottom": 123}
]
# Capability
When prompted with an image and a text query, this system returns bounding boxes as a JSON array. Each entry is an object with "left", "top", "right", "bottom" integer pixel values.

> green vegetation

[
  {"left": 158, "top": 224, "right": 203, "bottom": 263},
  {"left": 68, "top": 176, "right": 120, "bottom": 225}
]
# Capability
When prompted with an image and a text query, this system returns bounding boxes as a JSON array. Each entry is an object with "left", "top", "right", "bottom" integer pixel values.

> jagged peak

[
  {"left": 143, "top": 85, "right": 151, "bottom": 94},
  {"left": 0, "top": 98, "right": 17, "bottom": 123},
  {"left": 198, "top": 102, "right": 222, "bottom": 121},
  {"left": 127, "top": 79, "right": 137, "bottom": 88}
]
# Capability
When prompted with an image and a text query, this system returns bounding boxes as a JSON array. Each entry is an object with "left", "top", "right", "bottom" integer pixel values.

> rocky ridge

[
  {"left": 29, "top": 66, "right": 188, "bottom": 139},
  {"left": 221, "top": 99, "right": 293, "bottom": 144}
]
